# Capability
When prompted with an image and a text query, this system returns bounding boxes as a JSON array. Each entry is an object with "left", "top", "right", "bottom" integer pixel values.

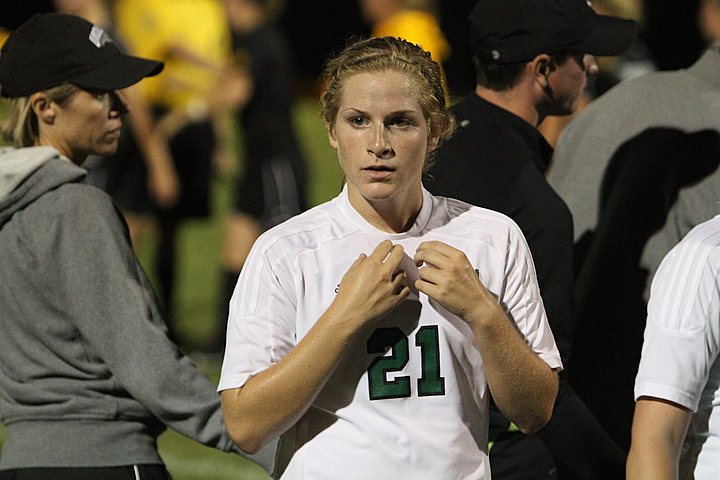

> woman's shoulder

[
  {"left": 37, "top": 182, "right": 124, "bottom": 238},
  {"left": 431, "top": 194, "right": 527, "bottom": 246},
  {"left": 51, "top": 182, "right": 116, "bottom": 210},
  {"left": 441, "top": 195, "right": 517, "bottom": 228},
  {"left": 252, "top": 201, "right": 339, "bottom": 254}
]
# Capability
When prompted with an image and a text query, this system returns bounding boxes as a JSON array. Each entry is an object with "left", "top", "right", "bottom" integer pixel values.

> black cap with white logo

[
  {"left": 0, "top": 12, "right": 163, "bottom": 98},
  {"left": 468, "top": 0, "right": 639, "bottom": 63}
]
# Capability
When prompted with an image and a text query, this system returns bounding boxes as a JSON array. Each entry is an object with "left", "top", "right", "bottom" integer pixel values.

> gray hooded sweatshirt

[{"left": 0, "top": 147, "right": 274, "bottom": 472}]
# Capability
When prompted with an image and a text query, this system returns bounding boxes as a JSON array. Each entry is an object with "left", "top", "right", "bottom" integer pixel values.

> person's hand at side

[{"left": 122, "top": 85, "right": 180, "bottom": 208}]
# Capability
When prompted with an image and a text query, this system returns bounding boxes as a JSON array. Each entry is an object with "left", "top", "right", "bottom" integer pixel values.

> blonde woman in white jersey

[{"left": 218, "top": 36, "right": 561, "bottom": 479}]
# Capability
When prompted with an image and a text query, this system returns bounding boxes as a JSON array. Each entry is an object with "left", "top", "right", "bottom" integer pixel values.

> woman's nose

[
  {"left": 368, "top": 124, "right": 391, "bottom": 157},
  {"left": 109, "top": 89, "right": 130, "bottom": 117}
]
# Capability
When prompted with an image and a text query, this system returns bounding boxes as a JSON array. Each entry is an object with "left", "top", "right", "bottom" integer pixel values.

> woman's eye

[
  {"left": 86, "top": 89, "right": 109, "bottom": 101},
  {"left": 390, "top": 117, "right": 411, "bottom": 127},
  {"left": 350, "top": 116, "right": 367, "bottom": 126}
]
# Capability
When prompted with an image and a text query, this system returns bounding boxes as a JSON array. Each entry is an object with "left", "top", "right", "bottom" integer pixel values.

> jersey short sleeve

[
  {"left": 218, "top": 237, "right": 298, "bottom": 392},
  {"left": 502, "top": 217, "right": 563, "bottom": 370},
  {"left": 634, "top": 218, "right": 720, "bottom": 412}
]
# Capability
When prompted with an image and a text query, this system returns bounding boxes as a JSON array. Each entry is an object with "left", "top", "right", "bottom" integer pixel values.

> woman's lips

[{"left": 363, "top": 165, "right": 394, "bottom": 180}]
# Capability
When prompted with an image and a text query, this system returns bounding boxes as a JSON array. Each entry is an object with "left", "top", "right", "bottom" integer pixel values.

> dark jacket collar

[{"left": 466, "top": 94, "right": 554, "bottom": 174}]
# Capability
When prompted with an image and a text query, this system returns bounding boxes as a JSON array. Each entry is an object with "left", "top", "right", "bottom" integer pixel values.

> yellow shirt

[
  {"left": 372, "top": 10, "right": 450, "bottom": 63},
  {"left": 114, "top": 0, "right": 231, "bottom": 109}
]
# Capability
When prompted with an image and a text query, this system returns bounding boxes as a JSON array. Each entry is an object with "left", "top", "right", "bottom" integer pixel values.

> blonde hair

[
  {"left": 320, "top": 36, "right": 454, "bottom": 166},
  {"left": 1, "top": 83, "right": 78, "bottom": 147}
]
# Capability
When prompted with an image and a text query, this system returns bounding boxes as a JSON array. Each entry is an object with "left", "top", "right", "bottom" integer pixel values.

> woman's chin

[{"left": 355, "top": 183, "right": 401, "bottom": 203}]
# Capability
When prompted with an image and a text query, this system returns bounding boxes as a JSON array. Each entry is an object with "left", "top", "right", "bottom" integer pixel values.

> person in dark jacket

[{"left": 427, "top": 0, "right": 637, "bottom": 478}]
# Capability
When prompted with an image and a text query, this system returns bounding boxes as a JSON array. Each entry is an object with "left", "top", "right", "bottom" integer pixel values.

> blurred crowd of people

[{"left": 2, "top": 0, "right": 720, "bottom": 479}]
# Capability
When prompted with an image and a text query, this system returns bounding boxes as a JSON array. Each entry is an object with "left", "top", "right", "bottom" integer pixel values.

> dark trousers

[
  {"left": 0, "top": 465, "right": 172, "bottom": 480},
  {"left": 490, "top": 433, "right": 558, "bottom": 480}
]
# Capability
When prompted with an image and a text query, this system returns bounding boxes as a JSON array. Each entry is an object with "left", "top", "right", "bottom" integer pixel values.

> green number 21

[{"left": 367, "top": 326, "right": 446, "bottom": 400}]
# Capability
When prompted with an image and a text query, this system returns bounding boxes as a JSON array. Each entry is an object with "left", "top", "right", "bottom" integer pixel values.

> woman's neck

[{"left": 348, "top": 188, "right": 423, "bottom": 233}]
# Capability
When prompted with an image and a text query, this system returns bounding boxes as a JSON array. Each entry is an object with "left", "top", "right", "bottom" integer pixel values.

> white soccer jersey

[
  {"left": 635, "top": 215, "right": 720, "bottom": 480},
  {"left": 219, "top": 186, "right": 562, "bottom": 480}
]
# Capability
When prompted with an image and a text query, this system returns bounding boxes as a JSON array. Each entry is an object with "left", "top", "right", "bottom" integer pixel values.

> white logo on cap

[
  {"left": 491, "top": 50, "right": 500, "bottom": 60},
  {"left": 89, "top": 26, "right": 111, "bottom": 48}
]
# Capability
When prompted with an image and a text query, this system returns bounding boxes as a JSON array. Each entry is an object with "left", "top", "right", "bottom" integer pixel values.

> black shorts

[
  {"left": 101, "top": 119, "right": 216, "bottom": 220},
  {"left": 233, "top": 151, "right": 307, "bottom": 229},
  {"left": 0, "top": 465, "right": 172, "bottom": 480}
]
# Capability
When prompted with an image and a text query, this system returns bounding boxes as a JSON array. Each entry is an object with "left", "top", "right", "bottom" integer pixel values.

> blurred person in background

[
  {"left": 359, "top": 0, "right": 452, "bottom": 104},
  {"left": 547, "top": 0, "right": 720, "bottom": 453},
  {"left": 52, "top": 0, "right": 180, "bottom": 224},
  {"left": 427, "top": 0, "right": 638, "bottom": 478},
  {"left": 213, "top": 0, "right": 309, "bottom": 355},
  {"left": 112, "top": 0, "right": 234, "bottom": 344},
  {"left": 359, "top": 0, "right": 450, "bottom": 65},
  {"left": 0, "top": 12, "right": 274, "bottom": 480}
]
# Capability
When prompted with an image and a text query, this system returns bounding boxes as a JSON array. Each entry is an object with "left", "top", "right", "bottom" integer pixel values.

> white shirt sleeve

[
  {"left": 634, "top": 225, "right": 720, "bottom": 412},
  {"left": 218, "top": 241, "right": 297, "bottom": 392},
  {"left": 503, "top": 221, "right": 563, "bottom": 371}
]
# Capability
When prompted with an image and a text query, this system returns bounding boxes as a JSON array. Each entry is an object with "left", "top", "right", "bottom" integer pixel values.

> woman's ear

[
  {"left": 427, "top": 122, "right": 440, "bottom": 152},
  {"left": 30, "top": 92, "right": 56, "bottom": 125},
  {"left": 327, "top": 123, "right": 338, "bottom": 150}
]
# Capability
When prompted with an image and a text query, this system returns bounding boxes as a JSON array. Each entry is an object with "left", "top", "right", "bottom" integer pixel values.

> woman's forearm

[
  {"left": 221, "top": 306, "right": 360, "bottom": 453},
  {"left": 469, "top": 305, "right": 558, "bottom": 433}
]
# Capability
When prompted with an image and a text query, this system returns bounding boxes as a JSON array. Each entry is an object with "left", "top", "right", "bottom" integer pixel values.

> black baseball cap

[
  {"left": 0, "top": 12, "right": 163, "bottom": 98},
  {"left": 469, "top": 0, "right": 638, "bottom": 63}
]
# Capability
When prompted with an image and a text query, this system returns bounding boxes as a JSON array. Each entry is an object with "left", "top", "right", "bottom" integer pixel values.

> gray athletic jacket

[{"left": 0, "top": 147, "right": 273, "bottom": 472}]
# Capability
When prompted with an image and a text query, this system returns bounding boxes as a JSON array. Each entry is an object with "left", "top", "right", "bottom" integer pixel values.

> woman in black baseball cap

[
  {"left": 0, "top": 11, "right": 163, "bottom": 98},
  {"left": 0, "top": 11, "right": 163, "bottom": 160},
  {"left": 0, "top": 13, "right": 274, "bottom": 480}
]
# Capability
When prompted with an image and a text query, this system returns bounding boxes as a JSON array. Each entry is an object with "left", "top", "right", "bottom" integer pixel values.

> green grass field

[{"left": 0, "top": 96, "right": 343, "bottom": 479}]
